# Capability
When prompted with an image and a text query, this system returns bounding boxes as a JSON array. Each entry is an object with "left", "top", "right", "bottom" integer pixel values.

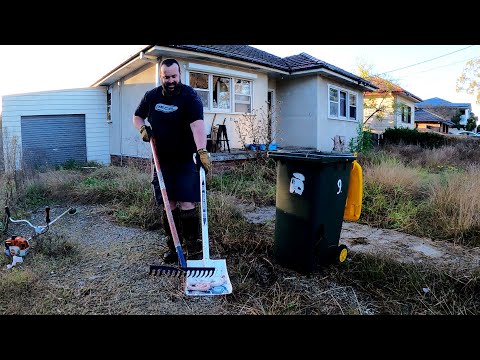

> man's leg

[{"left": 178, "top": 204, "right": 202, "bottom": 260}]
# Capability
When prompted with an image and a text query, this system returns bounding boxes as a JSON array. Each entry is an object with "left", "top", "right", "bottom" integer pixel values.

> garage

[
  {"left": 21, "top": 114, "right": 87, "bottom": 169},
  {"left": 2, "top": 88, "right": 111, "bottom": 170}
]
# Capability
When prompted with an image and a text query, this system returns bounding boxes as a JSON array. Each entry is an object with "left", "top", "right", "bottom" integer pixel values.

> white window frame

[
  {"left": 187, "top": 70, "right": 253, "bottom": 114},
  {"left": 401, "top": 104, "right": 412, "bottom": 124},
  {"left": 328, "top": 84, "right": 358, "bottom": 121}
]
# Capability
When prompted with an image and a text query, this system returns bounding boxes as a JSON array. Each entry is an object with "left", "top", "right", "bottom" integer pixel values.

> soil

[{"left": 2, "top": 203, "right": 479, "bottom": 315}]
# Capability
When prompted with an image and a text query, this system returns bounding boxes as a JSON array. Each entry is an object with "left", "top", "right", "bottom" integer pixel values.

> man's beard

[{"left": 163, "top": 81, "right": 182, "bottom": 96}]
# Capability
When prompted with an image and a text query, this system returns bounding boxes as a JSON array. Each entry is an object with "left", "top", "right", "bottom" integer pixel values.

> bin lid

[{"left": 268, "top": 149, "right": 356, "bottom": 164}]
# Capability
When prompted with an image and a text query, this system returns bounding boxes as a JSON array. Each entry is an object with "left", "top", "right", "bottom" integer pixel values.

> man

[{"left": 132, "top": 58, "right": 211, "bottom": 264}]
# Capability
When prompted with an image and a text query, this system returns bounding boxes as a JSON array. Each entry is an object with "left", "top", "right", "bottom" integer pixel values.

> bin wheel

[{"left": 338, "top": 244, "right": 348, "bottom": 263}]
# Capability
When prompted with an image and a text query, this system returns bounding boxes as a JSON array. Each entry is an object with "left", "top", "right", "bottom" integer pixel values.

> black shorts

[{"left": 151, "top": 160, "right": 200, "bottom": 206}]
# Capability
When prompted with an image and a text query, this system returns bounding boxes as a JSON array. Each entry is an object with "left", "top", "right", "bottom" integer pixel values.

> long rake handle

[{"left": 150, "top": 138, "right": 186, "bottom": 268}]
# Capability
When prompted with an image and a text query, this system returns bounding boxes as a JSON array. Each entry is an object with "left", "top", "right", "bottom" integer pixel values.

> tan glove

[
  {"left": 197, "top": 148, "right": 212, "bottom": 174},
  {"left": 139, "top": 125, "right": 153, "bottom": 142}
]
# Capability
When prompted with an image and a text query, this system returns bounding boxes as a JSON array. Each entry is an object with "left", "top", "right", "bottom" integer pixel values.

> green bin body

[{"left": 268, "top": 150, "right": 356, "bottom": 274}]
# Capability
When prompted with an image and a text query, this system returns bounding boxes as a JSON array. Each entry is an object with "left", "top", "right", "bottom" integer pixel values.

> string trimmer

[
  {"left": 148, "top": 137, "right": 215, "bottom": 278},
  {"left": 3, "top": 206, "right": 77, "bottom": 269}
]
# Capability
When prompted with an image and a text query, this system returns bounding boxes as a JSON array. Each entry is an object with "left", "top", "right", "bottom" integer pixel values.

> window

[
  {"left": 328, "top": 85, "right": 358, "bottom": 121},
  {"left": 401, "top": 104, "right": 412, "bottom": 123},
  {"left": 188, "top": 71, "right": 252, "bottom": 113},
  {"left": 107, "top": 89, "right": 112, "bottom": 123}
]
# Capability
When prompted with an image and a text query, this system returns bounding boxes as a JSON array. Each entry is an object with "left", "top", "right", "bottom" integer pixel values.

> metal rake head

[{"left": 149, "top": 265, "right": 215, "bottom": 278}]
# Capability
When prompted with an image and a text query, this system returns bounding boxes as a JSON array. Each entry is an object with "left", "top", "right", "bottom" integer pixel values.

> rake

[{"left": 148, "top": 137, "right": 215, "bottom": 278}]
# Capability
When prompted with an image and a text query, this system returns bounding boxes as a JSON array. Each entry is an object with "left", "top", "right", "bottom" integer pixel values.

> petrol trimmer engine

[
  {"left": 2, "top": 206, "right": 77, "bottom": 269},
  {"left": 4, "top": 235, "right": 30, "bottom": 257}
]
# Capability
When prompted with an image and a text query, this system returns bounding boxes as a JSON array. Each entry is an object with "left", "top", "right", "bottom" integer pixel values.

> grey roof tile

[
  {"left": 416, "top": 97, "right": 471, "bottom": 109},
  {"left": 415, "top": 108, "right": 454, "bottom": 125},
  {"left": 165, "top": 45, "right": 375, "bottom": 88}
]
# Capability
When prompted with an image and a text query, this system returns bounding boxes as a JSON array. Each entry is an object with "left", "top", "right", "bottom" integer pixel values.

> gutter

[{"left": 91, "top": 45, "right": 154, "bottom": 87}]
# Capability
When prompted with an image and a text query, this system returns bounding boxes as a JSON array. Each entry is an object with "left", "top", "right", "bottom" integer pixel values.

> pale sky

[{"left": 1, "top": 44, "right": 478, "bottom": 117}]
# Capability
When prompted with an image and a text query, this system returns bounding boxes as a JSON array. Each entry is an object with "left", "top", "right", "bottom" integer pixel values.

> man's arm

[
  {"left": 190, "top": 120, "right": 207, "bottom": 150},
  {"left": 190, "top": 120, "right": 211, "bottom": 173},
  {"left": 133, "top": 115, "right": 146, "bottom": 131}
]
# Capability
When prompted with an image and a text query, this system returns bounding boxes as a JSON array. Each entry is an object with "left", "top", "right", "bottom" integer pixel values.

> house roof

[
  {"left": 364, "top": 76, "right": 422, "bottom": 102},
  {"left": 414, "top": 108, "right": 455, "bottom": 126},
  {"left": 92, "top": 45, "right": 378, "bottom": 91},
  {"left": 416, "top": 97, "right": 472, "bottom": 109}
]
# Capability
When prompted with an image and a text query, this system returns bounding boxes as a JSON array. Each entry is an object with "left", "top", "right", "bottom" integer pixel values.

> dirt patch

[
  {"left": 2, "top": 203, "right": 478, "bottom": 315},
  {"left": 240, "top": 205, "right": 480, "bottom": 273}
]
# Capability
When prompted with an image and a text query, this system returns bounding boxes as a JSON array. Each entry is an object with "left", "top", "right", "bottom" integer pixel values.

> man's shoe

[{"left": 163, "top": 251, "right": 177, "bottom": 264}]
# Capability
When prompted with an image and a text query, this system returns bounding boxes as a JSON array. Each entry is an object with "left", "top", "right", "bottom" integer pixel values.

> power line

[
  {"left": 396, "top": 55, "right": 480, "bottom": 79},
  {"left": 374, "top": 45, "right": 476, "bottom": 77}
]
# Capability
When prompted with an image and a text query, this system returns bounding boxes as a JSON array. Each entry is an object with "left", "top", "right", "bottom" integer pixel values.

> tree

[
  {"left": 466, "top": 112, "right": 478, "bottom": 132},
  {"left": 457, "top": 59, "right": 480, "bottom": 105},
  {"left": 348, "top": 61, "right": 405, "bottom": 153},
  {"left": 451, "top": 110, "right": 463, "bottom": 130},
  {"left": 357, "top": 62, "right": 403, "bottom": 126}
]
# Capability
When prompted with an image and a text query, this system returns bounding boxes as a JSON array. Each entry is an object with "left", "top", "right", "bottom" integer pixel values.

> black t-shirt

[{"left": 134, "top": 83, "right": 204, "bottom": 163}]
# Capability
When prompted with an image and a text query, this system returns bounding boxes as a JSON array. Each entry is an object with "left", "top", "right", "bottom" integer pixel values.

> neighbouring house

[
  {"left": 2, "top": 45, "right": 378, "bottom": 170},
  {"left": 363, "top": 76, "right": 423, "bottom": 137},
  {"left": 415, "top": 97, "right": 472, "bottom": 130},
  {"left": 414, "top": 108, "right": 454, "bottom": 134}
]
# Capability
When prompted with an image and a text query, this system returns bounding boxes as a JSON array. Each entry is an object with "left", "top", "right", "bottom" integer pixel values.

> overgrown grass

[
  {"left": 328, "top": 252, "right": 480, "bottom": 315},
  {"left": 2, "top": 141, "right": 480, "bottom": 314},
  {"left": 209, "top": 157, "right": 276, "bottom": 206}
]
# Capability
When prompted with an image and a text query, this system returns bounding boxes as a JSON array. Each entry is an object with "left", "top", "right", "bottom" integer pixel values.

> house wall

[
  {"left": 276, "top": 76, "right": 318, "bottom": 149},
  {"left": 109, "top": 63, "right": 156, "bottom": 162},
  {"left": 108, "top": 56, "right": 270, "bottom": 159},
  {"left": 393, "top": 95, "right": 417, "bottom": 130},
  {"left": 364, "top": 94, "right": 417, "bottom": 132},
  {"left": 318, "top": 78, "right": 363, "bottom": 151},
  {"left": 2, "top": 88, "right": 109, "bottom": 170},
  {"left": 416, "top": 123, "right": 441, "bottom": 132},
  {"left": 277, "top": 76, "right": 363, "bottom": 152}
]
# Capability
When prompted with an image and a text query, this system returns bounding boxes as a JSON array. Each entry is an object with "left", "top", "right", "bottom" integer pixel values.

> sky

[{"left": 0, "top": 44, "right": 478, "bottom": 118}]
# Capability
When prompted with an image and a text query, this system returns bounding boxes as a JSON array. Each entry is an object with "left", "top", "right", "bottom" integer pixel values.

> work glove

[
  {"left": 139, "top": 125, "right": 153, "bottom": 142},
  {"left": 196, "top": 148, "right": 212, "bottom": 174}
]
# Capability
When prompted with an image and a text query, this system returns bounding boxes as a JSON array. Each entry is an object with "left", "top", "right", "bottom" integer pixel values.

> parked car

[{"left": 455, "top": 131, "right": 480, "bottom": 137}]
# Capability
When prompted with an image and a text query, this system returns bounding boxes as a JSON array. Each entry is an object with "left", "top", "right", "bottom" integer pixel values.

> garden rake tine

[{"left": 149, "top": 265, "right": 216, "bottom": 278}]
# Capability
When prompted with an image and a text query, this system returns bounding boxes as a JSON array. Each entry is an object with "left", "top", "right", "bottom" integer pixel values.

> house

[
  {"left": 363, "top": 76, "right": 422, "bottom": 136},
  {"left": 2, "top": 45, "right": 378, "bottom": 170},
  {"left": 414, "top": 108, "right": 454, "bottom": 134},
  {"left": 415, "top": 97, "right": 472, "bottom": 129}
]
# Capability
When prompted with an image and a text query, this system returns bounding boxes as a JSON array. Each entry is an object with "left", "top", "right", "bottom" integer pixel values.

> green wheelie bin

[{"left": 268, "top": 149, "right": 356, "bottom": 274}]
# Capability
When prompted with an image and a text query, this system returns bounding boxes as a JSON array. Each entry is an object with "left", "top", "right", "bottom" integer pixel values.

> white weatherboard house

[{"left": 2, "top": 45, "right": 377, "bottom": 170}]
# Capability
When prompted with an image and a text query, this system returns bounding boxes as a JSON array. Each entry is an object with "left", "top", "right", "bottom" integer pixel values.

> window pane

[
  {"left": 213, "top": 76, "right": 231, "bottom": 109},
  {"left": 349, "top": 105, "right": 356, "bottom": 119},
  {"left": 349, "top": 93, "right": 356, "bottom": 106},
  {"left": 235, "top": 94, "right": 250, "bottom": 102},
  {"left": 329, "top": 88, "right": 338, "bottom": 102},
  {"left": 195, "top": 90, "right": 209, "bottom": 108},
  {"left": 349, "top": 93, "right": 356, "bottom": 119},
  {"left": 235, "top": 80, "right": 250, "bottom": 95},
  {"left": 340, "top": 91, "right": 347, "bottom": 117},
  {"left": 190, "top": 72, "right": 208, "bottom": 89},
  {"left": 329, "top": 101, "right": 338, "bottom": 117},
  {"left": 235, "top": 103, "right": 251, "bottom": 113}
]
